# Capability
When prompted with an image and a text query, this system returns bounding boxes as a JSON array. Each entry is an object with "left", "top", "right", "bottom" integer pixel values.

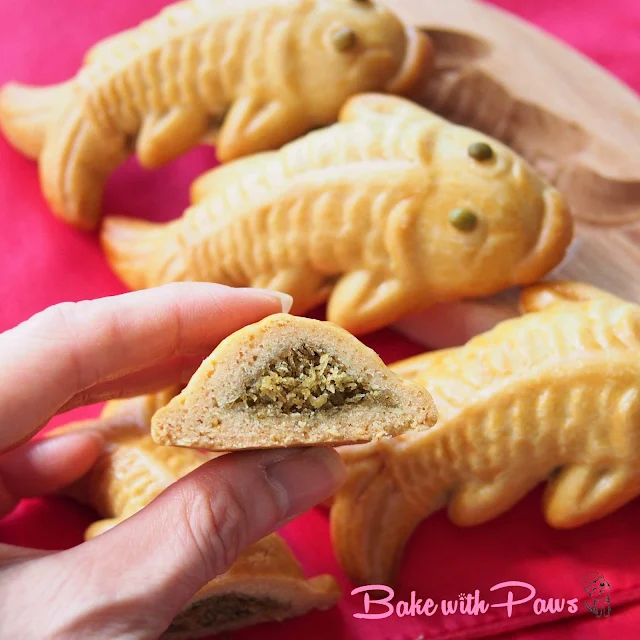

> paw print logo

[{"left": 458, "top": 593, "right": 467, "bottom": 601}]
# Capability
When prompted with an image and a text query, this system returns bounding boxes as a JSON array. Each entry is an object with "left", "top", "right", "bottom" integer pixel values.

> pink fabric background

[{"left": 1, "top": 0, "right": 639, "bottom": 637}]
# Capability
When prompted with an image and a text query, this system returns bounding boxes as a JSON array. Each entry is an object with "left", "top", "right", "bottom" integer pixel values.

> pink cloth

[{"left": 1, "top": 0, "right": 639, "bottom": 637}]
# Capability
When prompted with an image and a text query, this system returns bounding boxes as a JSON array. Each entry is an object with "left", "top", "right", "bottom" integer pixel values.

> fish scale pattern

[
  {"left": 102, "top": 95, "right": 571, "bottom": 334},
  {"left": 331, "top": 285, "right": 640, "bottom": 586},
  {"left": 78, "top": 5, "right": 290, "bottom": 134},
  {"left": 404, "top": 300, "right": 640, "bottom": 418},
  {"left": 1, "top": 0, "right": 424, "bottom": 228},
  {"left": 394, "top": 358, "right": 640, "bottom": 511},
  {"left": 86, "top": 432, "right": 213, "bottom": 526}
]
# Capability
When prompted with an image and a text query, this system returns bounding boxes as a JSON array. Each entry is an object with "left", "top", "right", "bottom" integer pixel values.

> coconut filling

[
  {"left": 232, "top": 345, "right": 392, "bottom": 416},
  {"left": 167, "top": 593, "right": 288, "bottom": 634}
]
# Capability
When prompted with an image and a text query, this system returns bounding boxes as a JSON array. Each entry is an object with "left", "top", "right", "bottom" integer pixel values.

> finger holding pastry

[
  {"left": 0, "top": 284, "right": 346, "bottom": 638},
  {"left": 51, "top": 394, "right": 341, "bottom": 638},
  {"left": 4, "top": 0, "right": 640, "bottom": 637},
  {"left": 150, "top": 314, "right": 437, "bottom": 451}
]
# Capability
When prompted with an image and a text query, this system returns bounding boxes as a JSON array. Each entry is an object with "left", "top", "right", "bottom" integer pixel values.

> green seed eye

[
  {"left": 468, "top": 142, "right": 494, "bottom": 161},
  {"left": 449, "top": 208, "right": 478, "bottom": 231},
  {"left": 332, "top": 27, "right": 357, "bottom": 52}
]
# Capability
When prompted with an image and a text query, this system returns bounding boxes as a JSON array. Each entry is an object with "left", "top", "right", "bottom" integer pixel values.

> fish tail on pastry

[
  {"left": 330, "top": 445, "right": 425, "bottom": 586},
  {"left": 101, "top": 217, "right": 190, "bottom": 290},
  {"left": 39, "top": 102, "right": 129, "bottom": 229},
  {"left": 0, "top": 80, "right": 74, "bottom": 159}
]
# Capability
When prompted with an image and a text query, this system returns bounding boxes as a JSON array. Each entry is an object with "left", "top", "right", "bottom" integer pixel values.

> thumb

[{"left": 51, "top": 447, "right": 344, "bottom": 636}]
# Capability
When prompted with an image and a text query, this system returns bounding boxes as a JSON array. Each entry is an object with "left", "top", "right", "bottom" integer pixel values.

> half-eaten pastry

[
  {"left": 164, "top": 534, "right": 340, "bottom": 639},
  {"left": 56, "top": 392, "right": 341, "bottom": 637},
  {"left": 151, "top": 314, "right": 438, "bottom": 451}
]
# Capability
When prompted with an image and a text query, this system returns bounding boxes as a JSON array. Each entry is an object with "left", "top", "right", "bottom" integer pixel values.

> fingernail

[
  {"left": 264, "top": 447, "right": 345, "bottom": 521},
  {"left": 255, "top": 289, "right": 294, "bottom": 314}
]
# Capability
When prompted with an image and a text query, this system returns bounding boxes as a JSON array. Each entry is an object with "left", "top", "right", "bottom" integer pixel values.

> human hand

[{"left": 0, "top": 283, "right": 345, "bottom": 639}]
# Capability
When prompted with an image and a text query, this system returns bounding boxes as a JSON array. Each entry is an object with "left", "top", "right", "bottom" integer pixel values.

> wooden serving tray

[{"left": 388, "top": 0, "right": 640, "bottom": 347}]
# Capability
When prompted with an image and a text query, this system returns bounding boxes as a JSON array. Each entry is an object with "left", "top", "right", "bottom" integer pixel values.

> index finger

[{"left": 0, "top": 283, "right": 291, "bottom": 451}]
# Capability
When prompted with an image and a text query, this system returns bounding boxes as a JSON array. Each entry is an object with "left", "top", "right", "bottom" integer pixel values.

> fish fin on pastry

[
  {"left": 448, "top": 473, "right": 540, "bottom": 527},
  {"left": 216, "top": 97, "right": 307, "bottom": 162},
  {"left": 251, "top": 269, "right": 333, "bottom": 316},
  {"left": 327, "top": 272, "right": 413, "bottom": 335},
  {"left": 544, "top": 464, "right": 640, "bottom": 528},
  {"left": 137, "top": 107, "right": 211, "bottom": 168},
  {"left": 101, "top": 217, "right": 189, "bottom": 290},
  {"left": 339, "top": 93, "right": 441, "bottom": 126},
  {"left": 189, "top": 152, "right": 276, "bottom": 204}
]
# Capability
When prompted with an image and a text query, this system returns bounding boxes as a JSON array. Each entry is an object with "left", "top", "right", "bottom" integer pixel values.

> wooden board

[{"left": 386, "top": 0, "right": 640, "bottom": 348}]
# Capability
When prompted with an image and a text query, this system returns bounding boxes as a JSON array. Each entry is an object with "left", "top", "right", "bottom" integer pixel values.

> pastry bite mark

[
  {"left": 55, "top": 394, "right": 340, "bottom": 636},
  {"left": 0, "top": 0, "right": 431, "bottom": 229},
  {"left": 151, "top": 314, "right": 437, "bottom": 451},
  {"left": 103, "top": 94, "right": 572, "bottom": 335},
  {"left": 331, "top": 282, "right": 640, "bottom": 586}
]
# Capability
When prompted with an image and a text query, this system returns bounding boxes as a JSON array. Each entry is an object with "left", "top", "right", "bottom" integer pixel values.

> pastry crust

[
  {"left": 163, "top": 535, "right": 340, "bottom": 639},
  {"left": 102, "top": 94, "right": 572, "bottom": 335},
  {"left": 51, "top": 388, "right": 216, "bottom": 536},
  {"left": 0, "top": 0, "right": 430, "bottom": 229},
  {"left": 151, "top": 313, "right": 437, "bottom": 451},
  {"left": 331, "top": 282, "right": 640, "bottom": 586},
  {"left": 56, "top": 391, "right": 340, "bottom": 636}
]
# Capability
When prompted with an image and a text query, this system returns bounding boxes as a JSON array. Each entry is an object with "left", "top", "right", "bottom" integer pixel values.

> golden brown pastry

[
  {"left": 56, "top": 392, "right": 341, "bottom": 637},
  {"left": 0, "top": 81, "right": 73, "bottom": 160},
  {"left": 330, "top": 281, "right": 640, "bottom": 586},
  {"left": 151, "top": 313, "right": 437, "bottom": 451},
  {"left": 54, "top": 389, "right": 216, "bottom": 537},
  {"left": 164, "top": 534, "right": 340, "bottom": 639},
  {"left": 0, "top": 0, "right": 431, "bottom": 229},
  {"left": 102, "top": 94, "right": 573, "bottom": 335}
]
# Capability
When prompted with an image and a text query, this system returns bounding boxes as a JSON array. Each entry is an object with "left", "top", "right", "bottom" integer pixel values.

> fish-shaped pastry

[
  {"left": 55, "top": 391, "right": 341, "bottom": 636},
  {"left": 0, "top": 0, "right": 430, "bottom": 229},
  {"left": 102, "top": 94, "right": 573, "bottom": 336},
  {"left": 330, "top": 281, "right": 640, "bottom": 586}
]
